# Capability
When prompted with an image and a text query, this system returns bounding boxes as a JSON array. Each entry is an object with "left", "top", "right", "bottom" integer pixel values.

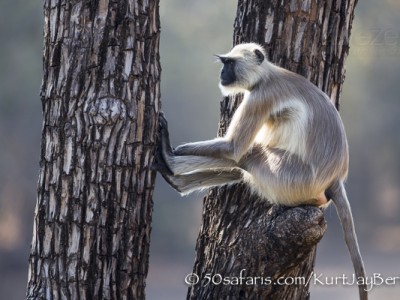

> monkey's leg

[
  {"left": 238, "top": 146, "right": 325, "bottom": 206},
  {"left": 160, "top": 168, "right": 243, "bottom": 195},
  {"left": 167, "top": 155, "right": 239, "bottom": 175},
  {"left": 158, "top": 112, "right": 238, "bottom": 175},
  {"left": 155, "top": 135, "right": 242, "bottom": 193},
  {"left": 176, "top": 169, "right": 243, "bottom": 194}
]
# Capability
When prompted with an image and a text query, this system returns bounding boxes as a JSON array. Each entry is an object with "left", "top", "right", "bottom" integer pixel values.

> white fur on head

[
  {"left": 225, "top": 43, "right": 266, "bottom": 58},
  {"left": 218, "top": 43, "right": 268, "bottom": 96}
]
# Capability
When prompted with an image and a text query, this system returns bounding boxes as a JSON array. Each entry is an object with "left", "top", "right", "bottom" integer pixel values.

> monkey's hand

[
  {"left": 158, "top": 111, "right": 174, "bottom": 155},
  {"left": 153, "top": 112, "right": 184, "bottom": 193},
  {"left": 154, "top": 112, "right": 174, "bottom": 173},
  {"left": 158, "top": 112, "right": 193, "bottom": 157}
]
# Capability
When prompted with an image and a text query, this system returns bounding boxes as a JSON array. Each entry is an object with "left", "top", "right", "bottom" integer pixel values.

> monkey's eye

[{"left": 216, "top": 55, "right": 235, "bottom": 65}]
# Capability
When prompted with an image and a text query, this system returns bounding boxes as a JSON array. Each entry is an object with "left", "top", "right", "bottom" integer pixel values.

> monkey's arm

[
  {"left": 174, "top": 138, "right": 232, "bottom": 158},
  {"left": 174, "top": 98, "right": 266, "bottom": 162},
  {"left": 156, "top": 113, "right": 243, "bottom": 192},
  {"left": 157, "top": 112, "right": 238, "bottom": 176}
]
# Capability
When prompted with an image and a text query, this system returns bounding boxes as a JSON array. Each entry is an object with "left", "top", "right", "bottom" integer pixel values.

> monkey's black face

[{"left": 219, "top": 58, "right": 236, "bottom": 86}]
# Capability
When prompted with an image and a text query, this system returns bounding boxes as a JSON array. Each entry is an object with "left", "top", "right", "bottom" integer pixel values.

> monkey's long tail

[{"left": 327, "top": 181, "right": 368, "bottom": 300}]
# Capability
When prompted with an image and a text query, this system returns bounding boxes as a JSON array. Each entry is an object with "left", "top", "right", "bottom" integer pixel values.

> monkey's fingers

[
  {"left": 158, "top": 111, "right": 169, "bottom": 131},
  {"left": 158, "top": 112, "right": 174, "bottom": 156},
  {"left": 158, "top": 112, "right": 169, "bottom": 142}
]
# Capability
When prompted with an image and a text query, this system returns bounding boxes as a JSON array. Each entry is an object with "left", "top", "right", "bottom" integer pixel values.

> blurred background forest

[{"left": 0, "top": 0, "right": 399, "bottom": 299}]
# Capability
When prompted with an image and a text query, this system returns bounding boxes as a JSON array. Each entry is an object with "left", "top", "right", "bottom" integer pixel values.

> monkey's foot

[
  {"left": 152, "top": 143, "right": 183, "bottom": 193},
  {"left": 314, "top": 191, "right": 328, "bottom": 206}
]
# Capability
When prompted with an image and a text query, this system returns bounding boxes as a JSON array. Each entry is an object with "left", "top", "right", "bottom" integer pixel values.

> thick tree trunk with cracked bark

[
  {"left": 188, "top": 0, "right": 357, "bottom": 299},
  {"left": 27, "top": 1, "right": 160, "bottom": 299}
]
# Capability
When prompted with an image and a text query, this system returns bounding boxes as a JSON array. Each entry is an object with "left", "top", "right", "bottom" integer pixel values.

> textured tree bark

[
  {"left": 188, "top": 0, "right": 357, "bottom": 299},
  {"left": 27, "top": 1, "right": 160, "bottom": 299}
]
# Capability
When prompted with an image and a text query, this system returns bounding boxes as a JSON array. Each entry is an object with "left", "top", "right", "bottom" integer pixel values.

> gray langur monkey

[{"left": 155, "top": 43, "right": 367, "bottom": 300}]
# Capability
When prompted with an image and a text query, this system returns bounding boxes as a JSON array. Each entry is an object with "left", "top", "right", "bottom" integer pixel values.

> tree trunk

[
  {"left": 27, "top": 1, "right": 160, "bottom": 299},
  {"left": 188, "top": 0, "right": 357, "bottom": 299}
]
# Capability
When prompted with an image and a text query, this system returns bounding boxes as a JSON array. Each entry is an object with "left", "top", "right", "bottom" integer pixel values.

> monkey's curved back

[{"left": 269, "top": 67, "right": 349, "bottom": 184}]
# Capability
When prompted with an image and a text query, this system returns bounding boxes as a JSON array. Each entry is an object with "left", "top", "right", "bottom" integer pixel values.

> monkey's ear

[{"left": 254, "top": 49, "right": 265, "bottom": 65}]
